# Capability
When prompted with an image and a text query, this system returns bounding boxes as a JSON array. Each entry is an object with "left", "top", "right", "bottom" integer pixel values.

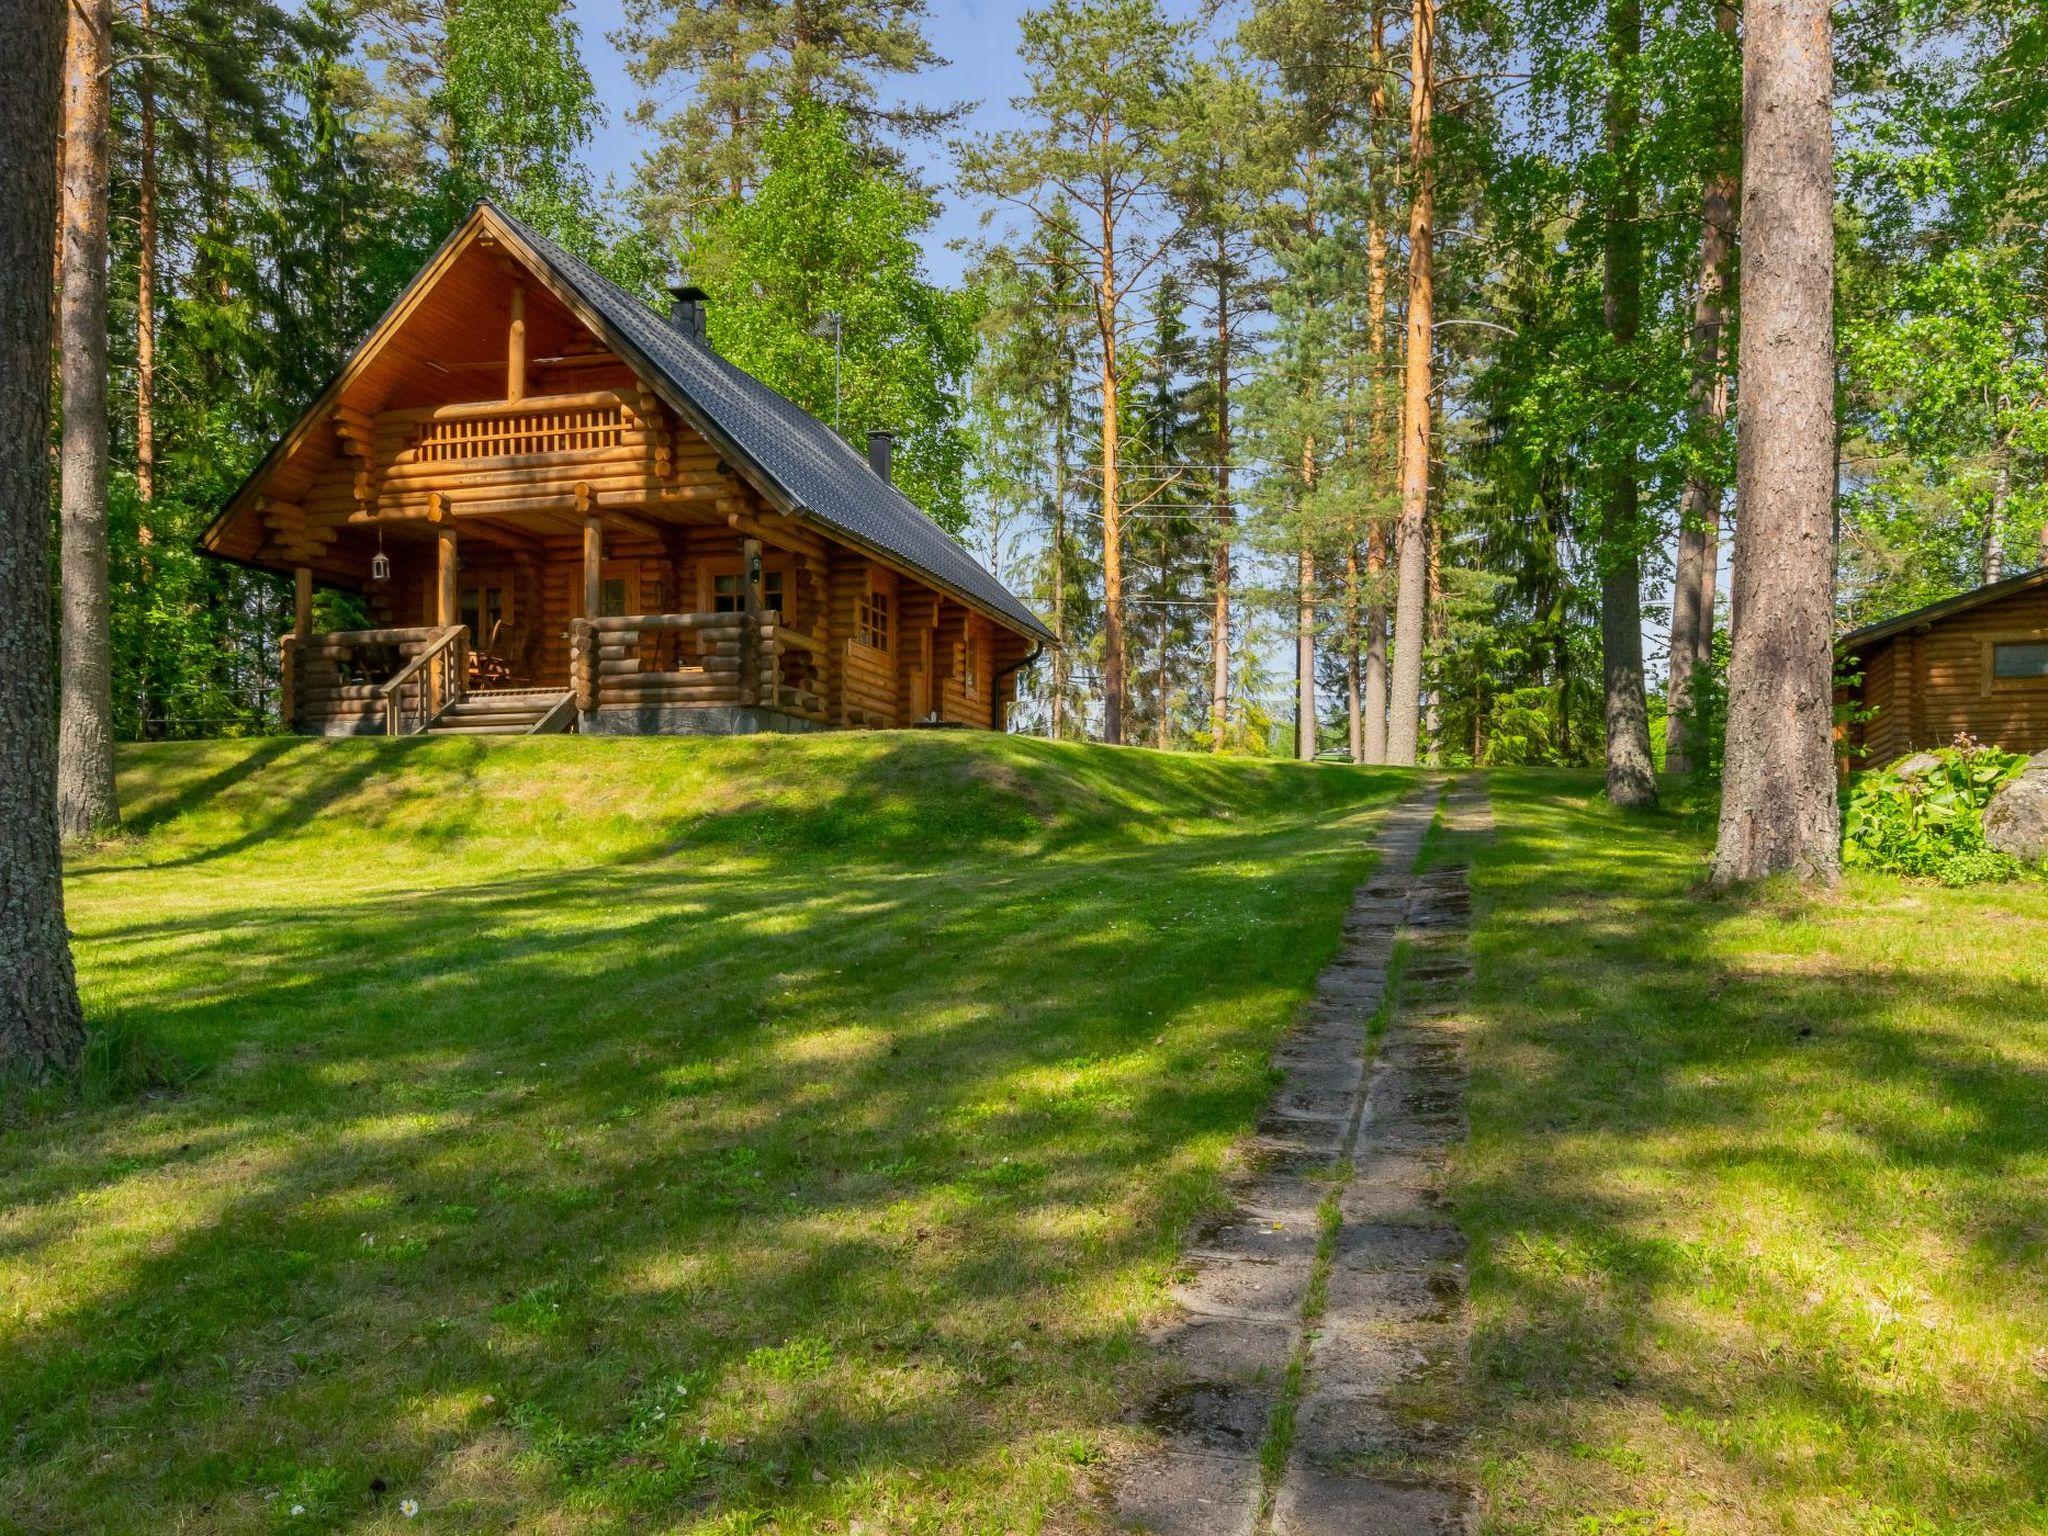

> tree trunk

[
  {"left": 136, "top": 0, "right": 157, "bottom": 505},
  {"left": 1302, "top": 438, "right": 1318, "bottom": 765},
  {"left": 1665, "top": 0, "right": 1736, "bottom": 779},
  {"left": 1387, "top": 0, "right": 1434, "bottom": 767},
  {"left": 1097, "top": 193, "right": 1126, "bottom": 746},
  {"left": 1210, "top": 258, "right": 1233, "bottom": 752},
  {"left": 1364, "top": 24, "right": 1392, "bottom": 765},
  {"left": 1050, "top": 413, "right": 1069, "bottom": 739},
  {"left": 1712, "top": 0, "right": 1842, "bottom": 886},
  {"left": 57, "top": 0, "right": 119, "bottom": 839},
  {"left": 2, "top": 0, "right": 88, "bottom": 1077},
  {"left": 1600, "top": 0, "right": 1658, "bottom": 808},
  {"left": 1345, "top": 537, "right": 1364, "bottom": 762},
  {"left": 1365, "top": 524, "right": 1389, "bottom": 761}
]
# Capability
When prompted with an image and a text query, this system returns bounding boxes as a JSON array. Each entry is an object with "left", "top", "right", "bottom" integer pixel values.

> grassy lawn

[
  {"left": 3, "top": 733, "right": 1408, "bottom": 1535},
  {"left": 1447, "top": 772, "right": 2048, "bottom": 1536}
]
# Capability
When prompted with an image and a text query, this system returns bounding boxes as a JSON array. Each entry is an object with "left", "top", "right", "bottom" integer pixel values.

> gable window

[
  {"left": 713, "top": 571, "right": 783, "bottom": 614},
  {"left": 1993, "top": 641, "right": 2048, "bottom": 680},
  {"left": 857, "top": 587, "right": 890, "bottom": 651}
]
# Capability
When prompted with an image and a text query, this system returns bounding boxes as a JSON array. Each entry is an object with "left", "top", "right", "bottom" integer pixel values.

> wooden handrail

[{"left": 381, "top": 624, "right": 467, "bottom": 736}]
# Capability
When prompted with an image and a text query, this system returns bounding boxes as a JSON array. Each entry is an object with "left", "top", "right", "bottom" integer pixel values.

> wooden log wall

[
  {"left": 291, "top": 626, "right": 449, "bottom": 734},
  {"left": 1845, "top": 581, "right": 2048, "bottom": 759}
]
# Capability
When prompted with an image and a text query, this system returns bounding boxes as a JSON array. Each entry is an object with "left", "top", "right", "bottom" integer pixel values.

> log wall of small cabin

[{"left": 1850, "top": 581, "right": 2048, "bottom": 759}]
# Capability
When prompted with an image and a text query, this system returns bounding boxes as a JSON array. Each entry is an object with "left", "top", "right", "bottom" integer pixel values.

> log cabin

[
  {"left": 199, "top": 201, "right": 1051, "bottom": 738},
  {"left": 1837, "top": 565, "right": 2048, "bottom": 764}
]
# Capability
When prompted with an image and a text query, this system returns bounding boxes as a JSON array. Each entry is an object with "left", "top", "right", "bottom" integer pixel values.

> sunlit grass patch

[
  {"left": 7, "top": 731, "right": 1410, "bottom": 1533},
  {"left": 1449, "top": 770, "right": 2048, "bottom": 1535}
]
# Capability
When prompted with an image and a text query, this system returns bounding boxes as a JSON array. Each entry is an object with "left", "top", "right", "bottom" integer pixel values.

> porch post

[
  {"left": 293, "top": 565, "right": 313, "bottom": 640},
  {"left": 436, "top": 522, "right": 458, "bottom": 627},
  {"left": 507, "top": 283, "right": 526, "bottom": 403},
  {"left": 740, "top": 535, "right": 763, "bottom": 708},
  {"left": 583, "top": 515, "right": 604, "bottom": 618}
]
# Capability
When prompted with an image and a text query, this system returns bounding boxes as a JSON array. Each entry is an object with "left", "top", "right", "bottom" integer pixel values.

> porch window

[
  {"left": 857, "top": 587, "right": 890, "bottom": 652},
  {"left": 1993, "top": 641, "right": 2048, "bottom": 680},
  {"left": 460, "top": 584, "right": 506, "bottom": 645},
  {"left": 713, "top": 571, "right": 783, "bottom": 613},
  {"left": 600, "top": 578, "right": 632, "bottom": 618},
  {"left": 963, "top": 633, "right": 980, "bottom": 699}
]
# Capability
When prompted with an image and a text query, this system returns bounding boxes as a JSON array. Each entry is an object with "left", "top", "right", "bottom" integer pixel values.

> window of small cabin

[
  {"left": 460, "top": 583, "right": 507, "bottom": 644},
  {"left": 712, "top": 570, "right": 783, "bottom": 613},
  {"left": 962, "top": 632, "right": 980, "bottom": 698},
  {"left": 1993, "top": 641, "right": 2048, "bottom": 680},
  {"left": 857, "top": 586, "right": 890, "bottom": 652}
]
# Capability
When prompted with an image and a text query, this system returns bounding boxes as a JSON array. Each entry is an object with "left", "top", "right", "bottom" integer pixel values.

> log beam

[
  {"left": 583, "top": 514, "right": 603, "bottom": 618},
  {"left": 294, "top": 566, "right": 313, "bottom": 641},
  {"left": 507, "top": 283, "right": 526, "bottom": 403}
]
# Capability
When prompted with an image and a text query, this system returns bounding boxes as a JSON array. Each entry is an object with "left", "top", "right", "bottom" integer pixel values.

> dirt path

[{"left": 1110, "top": 776, "right": 1491, "bottom": 1535}]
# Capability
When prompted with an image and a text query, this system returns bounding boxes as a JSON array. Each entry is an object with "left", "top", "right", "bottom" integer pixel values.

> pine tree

[
  {"left": 58, "top": 0, "right": 121, "bottom": 838},
  {"left": 958, "top": 0, "right": 1192, "bottom": 745},
  {"left": 2, "top": 0, "right": 88, "bottom": 1073},
  {"left": 618, "top": 0, "right": 954, "bottom": 243}
]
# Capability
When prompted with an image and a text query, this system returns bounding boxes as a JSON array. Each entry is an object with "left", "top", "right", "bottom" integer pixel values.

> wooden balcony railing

[{"left": 570, "top": 610, "right": 826, "bottom": 722}]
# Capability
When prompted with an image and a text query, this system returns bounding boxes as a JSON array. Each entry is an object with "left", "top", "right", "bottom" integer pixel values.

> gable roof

[
  {"left": 1837, "top": 564, "right": 2048, "bottom": 652},
  {"left": 205, "top": 201, "right": 1052, "bottom": 644}
]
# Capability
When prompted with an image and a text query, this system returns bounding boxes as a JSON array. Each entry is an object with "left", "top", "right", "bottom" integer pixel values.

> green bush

[{"left": 1842, "top": 737, "right": 2031, "bottom": 884}]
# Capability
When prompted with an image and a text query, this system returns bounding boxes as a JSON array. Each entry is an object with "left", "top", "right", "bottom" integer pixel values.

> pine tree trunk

[
  {"left": 1365, "top": 524, "right": 1389, "bottom": 761},
  {"left": 1600, "top": 0, "right": 1658, "bottom": 808},
  {"left": 1387, "top": 0, "right": 1435, "bottom": 767},
  {"left": 1712, "top": 0, "right": 1841, "bottom": 886},
  {"left": 1666, "top": 0, "right": 1737, "bottom": 779},
  {"left": 1051, "top": 441, "right": 1068, "bottom": 740},
  {"left": 1345, "top": 538, "right": 1364, "bottom": 762},
  {"left": 1363, "top": 25, "right": 1392, "bottom": 766},
  {"left": 58, "top": 0, "right": 119, "bottom": 839},
  {"left": 1097, "top": 193, "right": 1126, "bottom": 746},
  {"left": 1210, "top": 262, "right": 1233, "bottom": 751},
  {"left": 1297, "top": 537, "right": 1317, "bottom": 761},
  {"left": 2, "top": 0, "right": 88, "bottom": 1077},
  {"left": 136, "top": 0, "right": 157, "bottom": 506}
]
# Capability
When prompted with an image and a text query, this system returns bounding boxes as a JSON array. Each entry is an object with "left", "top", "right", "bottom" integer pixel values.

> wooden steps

[{"left": 424, "top": 689, "right": 577, "bottom": 736}]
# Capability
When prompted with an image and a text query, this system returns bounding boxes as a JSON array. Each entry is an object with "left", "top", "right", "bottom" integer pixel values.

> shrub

[{"left": 1842, "top": 736, "right": 2030, "bottom": 884}]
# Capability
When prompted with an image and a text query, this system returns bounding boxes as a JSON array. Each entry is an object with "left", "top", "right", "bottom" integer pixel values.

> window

[
  {"left": 712, "top": 571, "right": 783, "bottom": 614},
  {"left": 857, "top": 587, "right": 890, "bottom": 651},
  {"left": 1993, "top": 641, "right": 2048, "bottom": 680},
  {"left": 460, "top": 584, "right": 506, "bottom": 643},
  {"left": 600, "top": 578, "right": 631, "bottom": 618},
  {"left": 962, "top": 633, "right": 980, "bottom": 699}
]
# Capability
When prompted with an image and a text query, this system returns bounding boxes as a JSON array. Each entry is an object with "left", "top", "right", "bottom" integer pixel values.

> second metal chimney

[
  {"left": 867, "top": 430, "right": 894, "bottom": 484},
  {"left": 667, "top": 282, "right": 709, "bottom": 343}
]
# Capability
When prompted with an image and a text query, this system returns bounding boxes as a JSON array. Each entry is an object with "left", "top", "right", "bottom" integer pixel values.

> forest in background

[{"left": 69, "top": 0, "right": 2048, "bottom": 765}]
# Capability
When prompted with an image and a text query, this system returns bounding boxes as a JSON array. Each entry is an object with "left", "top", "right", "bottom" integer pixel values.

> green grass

[
  {"left": 1445, "top": 771, "right": 2048, "bottom": 1535},
  {"left": 3, "top": 732, "right": 1410, "bottom": 1535}
]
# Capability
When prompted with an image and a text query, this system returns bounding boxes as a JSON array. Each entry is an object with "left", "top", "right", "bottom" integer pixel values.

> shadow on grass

[
  {"left": 8, "top": 741, "right": 1415, "bottom": 1533},
  {"left": 1447, "top": 769, "right": 2048, "bottom": 1528}
]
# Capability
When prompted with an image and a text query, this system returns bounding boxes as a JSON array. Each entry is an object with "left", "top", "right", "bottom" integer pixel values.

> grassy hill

[{"left": 7, "top": 734, "right": 1410, "bottom": 1534}]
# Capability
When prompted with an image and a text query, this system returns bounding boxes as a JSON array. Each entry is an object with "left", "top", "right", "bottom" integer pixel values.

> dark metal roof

[
  {"left": 491, "top": 204, "right": 1054, "bottom": 643},
  {"left": 1837, "top": 564, "right": 2048, "bottom": 652}
]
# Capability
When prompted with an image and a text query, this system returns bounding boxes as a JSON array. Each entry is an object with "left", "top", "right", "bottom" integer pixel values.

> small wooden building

[
  {"left": 200, "top": 201, "right": 1051, "bottom": 738},
  {"left": 1837, "top": 566, "right": 2048, "bottom": 763}
]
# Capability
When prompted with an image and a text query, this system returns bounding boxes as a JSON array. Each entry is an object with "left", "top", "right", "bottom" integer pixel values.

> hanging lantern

[{"left": 370, "top": 528, "right": 390, "bottom": 583}]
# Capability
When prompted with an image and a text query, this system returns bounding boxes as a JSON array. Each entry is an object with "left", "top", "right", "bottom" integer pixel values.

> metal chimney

[{"left": 867, "top": 429, "right": 894, "bottom": 484}]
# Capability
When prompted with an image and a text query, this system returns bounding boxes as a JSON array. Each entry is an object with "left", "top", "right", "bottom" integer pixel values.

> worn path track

[{"left": 1109, "top": 776, "right": 1492, "bottom": 1535}]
